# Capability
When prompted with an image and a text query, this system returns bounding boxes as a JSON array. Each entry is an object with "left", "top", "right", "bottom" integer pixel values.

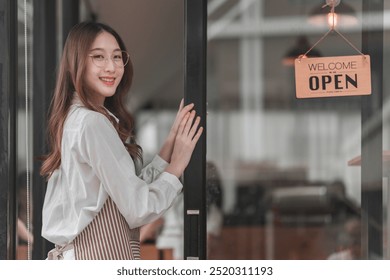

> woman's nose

[{"left": 104, "top": 57, "right": 116, "bottom": 72}]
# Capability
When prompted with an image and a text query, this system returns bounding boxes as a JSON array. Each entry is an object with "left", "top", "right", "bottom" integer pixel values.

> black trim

[
  {"left": 183, "top": 0, "right": 207, "bottom": 260},
  {"left": 0, "top": 0, "right": 17, "bottom": 260},
  {"left": 32, "top": 0, "right": 57, "bottom": 259},
  {"left": 32, "top": 0, "right": 79, "bottom": 259},
  {"left": 61, "top": 0, "right": 79, "bottom": 46},
  {"left": 361, "top": 0, "right": 384, "bottom": 259}
]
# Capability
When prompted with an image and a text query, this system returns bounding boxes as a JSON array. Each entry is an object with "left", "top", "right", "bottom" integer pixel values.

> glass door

[
  {"left": 206, "top": 0, "right": 385, "bottom": 260},
  {"left": 382, "top": 0, "right": 390, "bottom": 261}
]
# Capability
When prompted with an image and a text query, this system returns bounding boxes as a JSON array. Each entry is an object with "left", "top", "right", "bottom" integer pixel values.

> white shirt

[{"left": 42, "top": 100, "right": 182, "bottom": 246}]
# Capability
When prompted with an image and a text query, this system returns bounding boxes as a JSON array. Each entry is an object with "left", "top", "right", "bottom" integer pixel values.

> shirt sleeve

[
  {"left": 138, "top": 155, "right": 170, "bottom": 184},
  {"left": 78, "top": 112, "right": 182, "bottom": 229}
]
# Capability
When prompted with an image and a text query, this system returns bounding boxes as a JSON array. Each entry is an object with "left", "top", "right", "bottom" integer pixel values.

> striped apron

[{"left": 48, "top": 197, "right": 140, "bottom": 260}]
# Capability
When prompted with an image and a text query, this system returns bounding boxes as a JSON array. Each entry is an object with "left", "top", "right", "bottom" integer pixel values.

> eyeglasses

[{"left": 88, "top": 51, "right": 130, "bottom": 68}]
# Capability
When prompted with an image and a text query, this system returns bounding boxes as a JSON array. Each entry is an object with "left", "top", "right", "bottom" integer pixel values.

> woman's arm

[
  {"left": 139, "top": 100, "right": 199, "bottom": 183},
  {"left": 78, "top": 110, "right": 202, "bottom": 228}
]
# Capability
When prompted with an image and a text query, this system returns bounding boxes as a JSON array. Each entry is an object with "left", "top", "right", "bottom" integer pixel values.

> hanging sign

[{"left": 294, "top": 55, "right": 371, "bottom": 99}]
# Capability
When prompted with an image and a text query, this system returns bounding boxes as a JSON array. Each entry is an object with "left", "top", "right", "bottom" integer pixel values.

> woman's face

[{"left": 84, "top": 31, "right": 125, "bottom": 106}]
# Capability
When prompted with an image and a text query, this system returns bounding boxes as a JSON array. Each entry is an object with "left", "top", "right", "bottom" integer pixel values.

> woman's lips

[{"left": 100, "top": 77, "right": 115, "bottom": 86}]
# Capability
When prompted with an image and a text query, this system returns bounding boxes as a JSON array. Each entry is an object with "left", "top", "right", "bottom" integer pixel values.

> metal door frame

[
  {"left": 0, "top": 0, "right": 17, "bottom": 260},
  {"left": 183, "top": 0, "right": 207, "bottom": 260}
]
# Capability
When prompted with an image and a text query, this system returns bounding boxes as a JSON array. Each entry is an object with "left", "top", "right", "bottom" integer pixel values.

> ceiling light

[{"left": 308, "top": 0, "right": 358, "bottom": 28}]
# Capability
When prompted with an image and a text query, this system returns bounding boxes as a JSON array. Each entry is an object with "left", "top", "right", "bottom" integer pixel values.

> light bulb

[{"left": 327, "top": 12, "right": 338, "bottom": 27}]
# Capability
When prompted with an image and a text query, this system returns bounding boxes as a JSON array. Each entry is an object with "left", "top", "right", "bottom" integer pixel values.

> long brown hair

[{"left": 40, "top": 22, "right": 142, "bottom": 178}]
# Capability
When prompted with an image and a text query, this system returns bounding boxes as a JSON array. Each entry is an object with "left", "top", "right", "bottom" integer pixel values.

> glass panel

[
  {"left": 16, "top": 0, "right": 34, "bottom": 260},
  {"left": 207, "top": 0, "right": 363, "bottom": 260},
  {"left": 383, "top": 0, "right": 390, "bottom": 261}
]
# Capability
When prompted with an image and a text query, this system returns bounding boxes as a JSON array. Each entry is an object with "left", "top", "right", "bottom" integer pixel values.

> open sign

[{"left": 294, "top": 55, "right": 371, "bottom": 99}]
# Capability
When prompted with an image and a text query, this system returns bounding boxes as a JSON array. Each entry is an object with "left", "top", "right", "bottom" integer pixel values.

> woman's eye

[
  {"left": 113, "top": 55, "right": 122, "bottom": 61},
  {"left": 93, "top": 55, "right": 105, "bottom": 61}
]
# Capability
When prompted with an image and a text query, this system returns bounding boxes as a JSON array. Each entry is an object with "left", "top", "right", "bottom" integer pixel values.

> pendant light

[{"left": 308, "top": 0, "right": 358, "bottom": 28}]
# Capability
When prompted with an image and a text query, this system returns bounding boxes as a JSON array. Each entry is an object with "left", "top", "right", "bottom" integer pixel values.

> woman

[{"left": 40, "top": 21, "right": 203, "bottom": 260}]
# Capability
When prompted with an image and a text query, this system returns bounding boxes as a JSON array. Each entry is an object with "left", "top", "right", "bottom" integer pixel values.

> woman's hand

[
  {"left": 159, "top": 99, "right": 195, "bottom": 163},
  {"left": 165, "top": 109, "right": 203, "bottom": 178}
]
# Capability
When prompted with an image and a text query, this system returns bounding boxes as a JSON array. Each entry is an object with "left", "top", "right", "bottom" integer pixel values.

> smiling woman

[
  {"left": 84, "top": 32, "right": 126, "bottom": 105},
  {"left": 39, "top": 21, "right": 203, "bottom": 260}
]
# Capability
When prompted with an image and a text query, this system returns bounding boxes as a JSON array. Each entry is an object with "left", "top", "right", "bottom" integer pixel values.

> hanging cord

[
  {"left": 24, "top": 0, "right": 32, "bottom": 261},
  {"left": 300, "top": 29, "right": 333, "bottom": 60},
  {"left": 299, "top": 1, "right": 364, "bottom": 61},
  {"left": 330, "top": 2, "right": 336, "bottom": 30},
  {"left": 332, "top": 29, "right": 365, "bottom": 56}
]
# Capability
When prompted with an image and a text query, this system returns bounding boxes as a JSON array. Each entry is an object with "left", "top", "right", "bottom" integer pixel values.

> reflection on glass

[
  {"left": 383, "top": 0, "right": 390, "bottom": 260},
  {"left": 16, "top": 172, "right": 33, "bottom": 259},
  {"left": 206, "top": 0, "right": 362, "bottom": 260},
  {"left": 16, "top": 0, "right": 34, "bottom": 260}
]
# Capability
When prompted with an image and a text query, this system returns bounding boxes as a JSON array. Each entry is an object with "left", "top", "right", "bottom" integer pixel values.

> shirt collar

[{"left": 72, "top": 93, "right": 119, "bottom": 123}]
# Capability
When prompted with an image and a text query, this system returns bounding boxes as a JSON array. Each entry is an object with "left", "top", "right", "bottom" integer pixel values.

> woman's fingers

[
  {"left": 177, "top": 110, "right": 202, "bottom": 143},
  {"left": 183, "top": 110, "right": 196, "bottom": 136},
  {"left": 172, "top": 103, "right": 194, "bottom": 133},
  {"left": 178, "top": 102, "right": 194, "bottom": 117},
  {"left": 180, "top": 103, "right": 194, "bottom": 117},
  {"left": 179, "top": 98, "right": 184, "bottom": 111},
  {"left": 178, "top": 112, "right": 191, "bottom": 135},
  {"left": 188, "top": 116, "right": 201, "bottom": 138},
  {"left": 191, "top": 126, "right": 203, "bottom": 144},
  {"left": 175, "top": 99, "right": 184, "bottom": 118}
]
